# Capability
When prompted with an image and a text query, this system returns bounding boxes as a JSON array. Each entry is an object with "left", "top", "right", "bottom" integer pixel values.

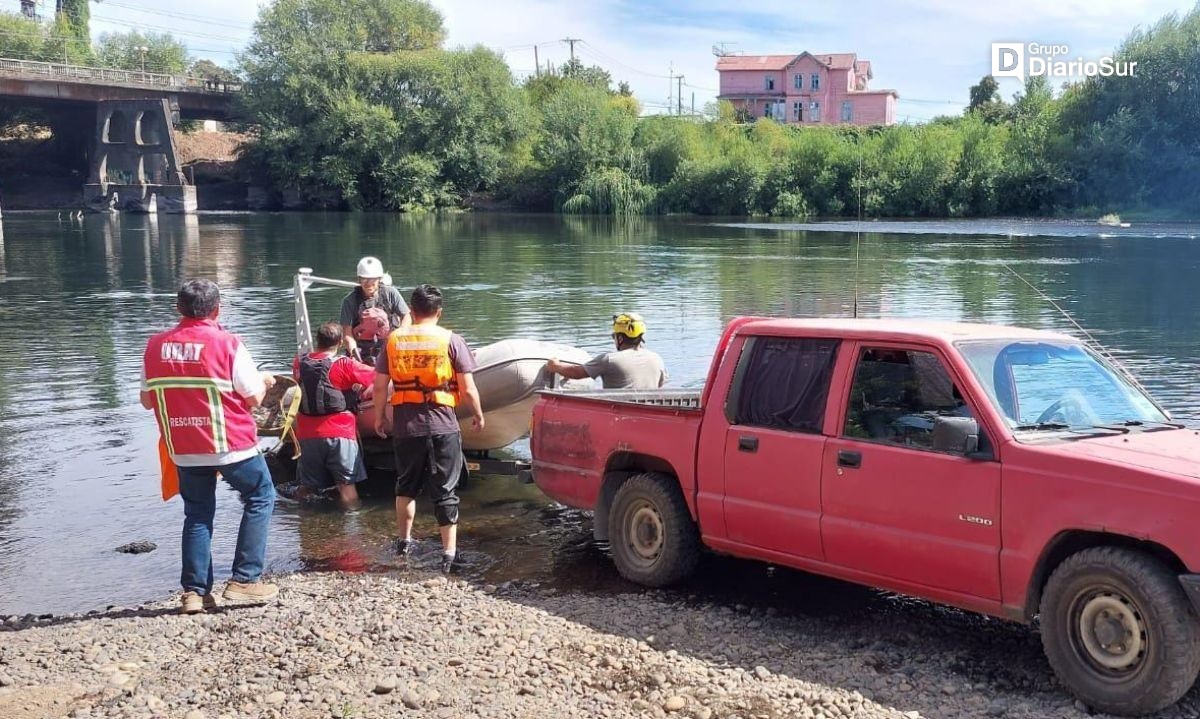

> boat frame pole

[{"left": 293, "top": 267, "right": 359, "bottom": 356}]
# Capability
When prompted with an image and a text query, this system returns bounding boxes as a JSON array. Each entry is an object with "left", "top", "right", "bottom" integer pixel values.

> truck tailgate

[{"left": 530, "top": 389, "right": 704, "bottom": 512}]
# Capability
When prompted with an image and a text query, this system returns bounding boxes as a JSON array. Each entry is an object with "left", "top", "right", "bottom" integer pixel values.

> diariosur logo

[{"left": 991, "top": 42, "right": 1137, "bottom": 80}]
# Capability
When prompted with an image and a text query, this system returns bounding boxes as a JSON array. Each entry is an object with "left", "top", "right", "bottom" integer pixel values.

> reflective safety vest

[
  {"left": 385, "top": 324, "right": 458, "bottom": 407},
  {"left": 143, "top": 318, "right": 259, "bottom": 459}
]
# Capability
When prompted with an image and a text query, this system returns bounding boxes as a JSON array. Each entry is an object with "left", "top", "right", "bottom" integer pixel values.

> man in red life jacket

[
  {"left": 141, "top": 279, "right": 279, "bottom": 615},
  {"left": 292, "top": 321, "right": 375, "bottom": 509}
]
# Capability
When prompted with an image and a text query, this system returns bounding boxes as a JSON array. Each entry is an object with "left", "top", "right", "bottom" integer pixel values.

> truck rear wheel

[
  {"left": 1040, "top": 546, "right": 1200, "bottom": 715},
  {"left": 608, "top": 472, "right": 699, "bottom": 587}
]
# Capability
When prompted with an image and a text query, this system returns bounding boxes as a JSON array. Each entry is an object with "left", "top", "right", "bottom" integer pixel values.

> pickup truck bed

[{"left": 531, "top": 388, "right": 704, "bottom": 518}]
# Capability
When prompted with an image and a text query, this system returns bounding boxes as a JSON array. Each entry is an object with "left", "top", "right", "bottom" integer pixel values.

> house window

[
  {"left": 841, "top": 101, "right": 853, "bottom": 122},
  {"left": 811, "top": 73, "right": 820, "bottom": 90},
  {"left": 765, "top": 75, "right": 775, "bottom": 91},
  {"left": 793, "top": 101, "right": 803, "bottom": 121},
  {"left": 730, "top": 337, "right": 841, "bottom": 433},
  {"left": 810, "top": 101, "right": 821, "bottom": 122},
  {"left": 793, "top": 73, "right": 803, "bottom": 90}
]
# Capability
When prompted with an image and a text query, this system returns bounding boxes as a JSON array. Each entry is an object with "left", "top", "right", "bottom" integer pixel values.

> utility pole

[
  {"left": 677, "top": 75, "right": 684, "bottom": 116},
  {"left": 691, "top": 92, "right": 695, "bottom": 117},
  {"left": 561, "top": 37, "right": 580, "bottom": 63},
  {"left": 534, "top": 44, "right": 540, "bottom": 77},
  {"left": 667, "top": 62, "right": 674, "bottom": 115}
]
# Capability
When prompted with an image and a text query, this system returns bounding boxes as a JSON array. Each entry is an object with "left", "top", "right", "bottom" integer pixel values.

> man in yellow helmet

[{"left": 546, "top": 312, "right": 668, "bottom": 390}]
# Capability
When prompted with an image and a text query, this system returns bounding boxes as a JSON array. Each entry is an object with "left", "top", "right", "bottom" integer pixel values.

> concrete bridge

[
  {"left": 0, "top": 58, "right": 242, "bottom": 214},
  {"left": 0, "top": 57, "right": 238, "bottom": 120}
]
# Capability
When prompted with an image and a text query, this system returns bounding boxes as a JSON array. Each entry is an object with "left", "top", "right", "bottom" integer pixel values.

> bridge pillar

[{"left": 84, "top": 99, "right": 196, "bottom": 214}]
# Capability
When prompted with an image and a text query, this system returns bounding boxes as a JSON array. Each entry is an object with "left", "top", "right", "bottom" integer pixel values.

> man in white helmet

[{"left": 340, "top": 256, "right": 411, "bottom": 365}]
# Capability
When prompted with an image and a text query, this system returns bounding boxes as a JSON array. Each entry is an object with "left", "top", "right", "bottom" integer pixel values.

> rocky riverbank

[{"left": 1, "top": 571, "right": 1197, "bottom": 719}]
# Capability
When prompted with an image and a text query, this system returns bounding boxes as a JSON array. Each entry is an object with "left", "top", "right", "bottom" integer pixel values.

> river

[{"left": 0, "top": 212, "right": 1198, "bottom": 616}]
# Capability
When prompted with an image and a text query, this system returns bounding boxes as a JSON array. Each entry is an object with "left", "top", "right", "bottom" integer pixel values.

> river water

[{"left": 1, "top": 212, "right": 1198, "bottom": 616}]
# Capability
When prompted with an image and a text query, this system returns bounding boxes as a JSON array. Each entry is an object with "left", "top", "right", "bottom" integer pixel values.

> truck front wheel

[
  {"left": 1040, "top": 546, "right": 1200, "bottom": 715},
  {"left": 608, "top": 473, "right": 700, "bottom": 587}
]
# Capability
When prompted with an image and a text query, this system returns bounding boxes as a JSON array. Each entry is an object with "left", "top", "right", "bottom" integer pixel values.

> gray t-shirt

[
  {"left": 340, "top": 285, "right": 409, "bottom": 331},
  {"left": 584, "top": 347, "right": 668, "bottom": 389},
  {"left": 375, "top": 331, "right": 477, "bottom": 438}
]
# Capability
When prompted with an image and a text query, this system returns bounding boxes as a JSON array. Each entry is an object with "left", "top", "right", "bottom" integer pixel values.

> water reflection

[{"left": 0, "top": 213, "right": 1198, "bottom": 615}]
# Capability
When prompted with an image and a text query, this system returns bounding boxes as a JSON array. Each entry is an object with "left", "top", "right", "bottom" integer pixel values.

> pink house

[{"left": 716, "top": 52, "right": 898, "bottom": 126}]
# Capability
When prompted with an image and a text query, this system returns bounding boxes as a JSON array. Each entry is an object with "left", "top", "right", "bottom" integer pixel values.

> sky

[{"left": 72, "top": 0, "right": 1200, "bottom": 123}]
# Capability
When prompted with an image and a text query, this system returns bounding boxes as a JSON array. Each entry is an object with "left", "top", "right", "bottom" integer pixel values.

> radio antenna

[
  {"left": 1001, "top": 262, "right": 1149, "bottom": 393},
  {"left": 853, "top": 146, "right": 863, "bottom": 319}
]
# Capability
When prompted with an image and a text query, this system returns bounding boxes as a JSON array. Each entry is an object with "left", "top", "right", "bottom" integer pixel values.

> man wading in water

[
  {"left": 292, "top": 322, "right": 375, "bottom": 509},
  {"left": 141, "top": 279, "right": 279, "bottom": 614},
  {"left": 373, "top": 284, "right": 485, "bottom": 572}
]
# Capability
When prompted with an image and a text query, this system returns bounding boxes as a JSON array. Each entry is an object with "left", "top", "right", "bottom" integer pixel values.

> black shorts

[{"left": 392, "top": 432, "right": 464, "bottom": 526}]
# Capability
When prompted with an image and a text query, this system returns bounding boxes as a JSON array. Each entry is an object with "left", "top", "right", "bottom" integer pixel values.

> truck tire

[
  {"left": 1040, "top": 546, "right": 1200, "bottom": 716},
  {"left": 608, "top": 472, "right": 700, "bottom": 588}
]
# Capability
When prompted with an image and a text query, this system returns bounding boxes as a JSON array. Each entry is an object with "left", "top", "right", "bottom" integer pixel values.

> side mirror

[{"left": 932, "top": 416, "right": 985, "bottom": 457}]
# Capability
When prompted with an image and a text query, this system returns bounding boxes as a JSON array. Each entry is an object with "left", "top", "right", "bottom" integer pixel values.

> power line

[
  {"left": 577, "top": 40, "right": 670, "bottom": 79},
  {"left": 92, "top": 14, "right": 250, "bottom": 42},
  {"left": 100, "top": 1, "right": 254, "bottom": 31}
]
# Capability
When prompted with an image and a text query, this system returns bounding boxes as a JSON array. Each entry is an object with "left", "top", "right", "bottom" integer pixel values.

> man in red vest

[
  {"left": 141, "top": 279, "right": 279, "bottom": 615},
  {"left": 291, "top": 321, "right": 375, "bottom": 509}
]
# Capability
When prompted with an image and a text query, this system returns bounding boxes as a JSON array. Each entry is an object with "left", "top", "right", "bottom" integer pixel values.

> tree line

[{"left": 2, "top": 0, "right": 1198, "bottom": 218}]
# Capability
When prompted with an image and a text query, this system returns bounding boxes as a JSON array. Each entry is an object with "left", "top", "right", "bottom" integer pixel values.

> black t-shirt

[{"left": 339, "top": 285, "right": 409, "bottom": 331}]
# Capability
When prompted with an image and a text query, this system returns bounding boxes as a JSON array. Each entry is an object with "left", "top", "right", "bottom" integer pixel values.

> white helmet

[{"left": 356, "top": 256, "right": 384, "bottom": 279}]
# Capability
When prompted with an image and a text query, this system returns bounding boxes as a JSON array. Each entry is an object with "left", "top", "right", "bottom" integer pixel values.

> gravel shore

[{"left": 2, "top": 570, "right": 1198, "bottom": 719}]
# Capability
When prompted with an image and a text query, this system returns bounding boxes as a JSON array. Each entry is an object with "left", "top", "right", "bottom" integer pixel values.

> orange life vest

[{"left": 385, "top": 324, "right": 458, "bottom": 407}]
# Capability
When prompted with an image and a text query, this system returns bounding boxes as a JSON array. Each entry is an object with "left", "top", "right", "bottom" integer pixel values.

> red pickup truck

[{"left": 530, "top": 317, "right": 1200, "bottom": 716}]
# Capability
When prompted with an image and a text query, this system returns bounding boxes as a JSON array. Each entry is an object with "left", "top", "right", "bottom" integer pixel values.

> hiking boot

[
  {"left": 179, "top": 591, "right": 204, "bottom": 615},
  {"left": 222, "top": 580, "right": 279, "bottom": 604},
  {"left": 203, "top": 592, "right": 220, "bottom": 611},
  {"left": 393, "top": 538, "right": 412, "bottom": 556},
  {"left": 440, "top": 554, "right": 456, "bottom": 574}
]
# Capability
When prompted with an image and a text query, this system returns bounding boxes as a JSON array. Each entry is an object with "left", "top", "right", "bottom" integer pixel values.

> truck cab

[{"left": 531, "top": 318, "right": 1200, "bottom": 716}]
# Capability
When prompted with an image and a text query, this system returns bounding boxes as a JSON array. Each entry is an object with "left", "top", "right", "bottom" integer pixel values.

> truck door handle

[
  {"left": 837, "top": 450, "right": 862, "bottom": 469},
  {"left": 737, "top": 436, "right": 759, "bottom": 452}
]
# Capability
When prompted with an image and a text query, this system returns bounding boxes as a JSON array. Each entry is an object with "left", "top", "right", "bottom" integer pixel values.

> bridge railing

[{"left": 0, "top": 58, "right": 241, "bottom": 93}]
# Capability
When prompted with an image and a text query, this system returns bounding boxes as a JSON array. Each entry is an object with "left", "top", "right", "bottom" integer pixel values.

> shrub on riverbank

[{"left": 227, "top": 0, "right": 1200, "bottom": 218}]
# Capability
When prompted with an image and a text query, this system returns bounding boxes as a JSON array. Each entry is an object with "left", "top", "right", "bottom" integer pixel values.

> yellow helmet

[{"left": 611, "top": 312, "right": 646, "bottom": 339}]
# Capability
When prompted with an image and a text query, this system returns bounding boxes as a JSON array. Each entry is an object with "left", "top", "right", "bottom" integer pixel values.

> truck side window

[
  {"left": 733, "top": 338, "right": 839, "bottom": 433},
  {"left": 843, "top": 348, "right": 974, "bottom": 451}
]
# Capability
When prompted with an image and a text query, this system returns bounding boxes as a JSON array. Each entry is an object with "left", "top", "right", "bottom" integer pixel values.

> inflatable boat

[
  {"left": 254, "top": 269, "right": 595, "bottom": 486},
  {"left": 353, "top": 338, "right": 593, "bottom": 450}
]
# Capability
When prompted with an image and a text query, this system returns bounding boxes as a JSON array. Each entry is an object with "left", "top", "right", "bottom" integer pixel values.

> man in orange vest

[
  {"left": 141, "top": 279, "right": 280, "bottom": 614},
  {"left": 373, "top": 284, "right": 484, "bottom": 572}
]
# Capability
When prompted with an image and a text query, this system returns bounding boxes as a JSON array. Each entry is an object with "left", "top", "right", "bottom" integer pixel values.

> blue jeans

[{"left": 177, "top": 454, "right": 276, "bottom": 595}]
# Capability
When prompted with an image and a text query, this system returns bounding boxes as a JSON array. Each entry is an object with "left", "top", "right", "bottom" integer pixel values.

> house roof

[
  {"left": 715, "top": 52, "right": 861, "bottom": 72},
  {"left": 715, "top": 54, "right": 798, "bottom": 71},
  {"left": 854, "top": 60, "right": 873, "bottom": 79}
]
